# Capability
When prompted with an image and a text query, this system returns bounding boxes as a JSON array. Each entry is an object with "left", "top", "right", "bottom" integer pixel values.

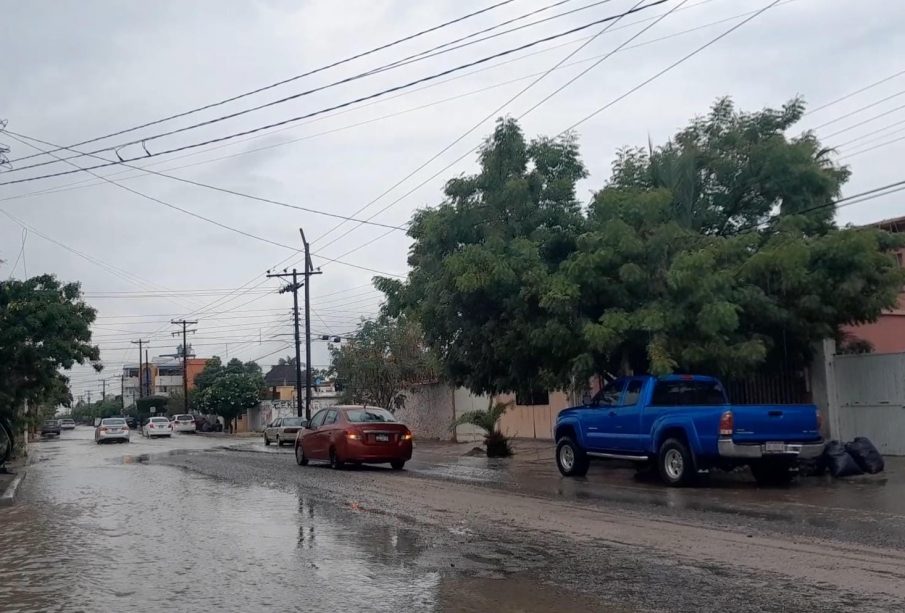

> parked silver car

[
  {"left": 95, "top": 418, "right": 130, "bottom": 444},
  {"left": 263, "top": 416, "right": 307, "bottom": 447}
]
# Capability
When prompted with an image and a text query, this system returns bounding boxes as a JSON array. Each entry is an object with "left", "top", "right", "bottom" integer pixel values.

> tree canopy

[
  {"left": 193, "top": 357, "right": 264, "bottom": 427},
  {"left": 0, "top": 275, "right": 100, "bottom": 422},
  {"left": 380, "top": 100, "right": 905, "bottom": 395},
  {"left": 329, "top": 315, "right": 437, "bottom": 410}
]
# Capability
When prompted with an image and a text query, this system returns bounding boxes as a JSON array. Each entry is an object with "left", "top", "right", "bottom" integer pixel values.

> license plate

[
  {"left": 764, "top": 442, "right": 786, "bottom": 454},
  {"left": 375, "top": 434, "right": 389, "bottom": 442}
]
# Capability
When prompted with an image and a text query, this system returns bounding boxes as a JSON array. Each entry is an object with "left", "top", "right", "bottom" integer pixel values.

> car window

[
  {"left": 344, "top": 408, "right": 397, "bottom": 423},
  {"left": 620, "top": 380, "right": 644, "bottom": 406},
  {"left": 270, "top": 418, "right": 281, "bottom": 427},
  {"left": 150, "top": 417, "right": 169, "bottom": 423},
  {"left": 309, "top": 410, "right": 328, "bottom": 428},
  {"left": 323, "top": 410, "right": 338, "bottom": 425},
  {"left": 175, "top": 414, "right": 192, "bottom": 420},
  {"left": 650, "top": 380, "right": 727, "bottom": 406},
  {"left": 282, "top": 417, "right": 303, "bottom": 427},
  {"left": 101, "top": 418, "right": 126, "bottom": 426},
  {"left": 592, "top": 380, "right": 625, "bottom": 407}
]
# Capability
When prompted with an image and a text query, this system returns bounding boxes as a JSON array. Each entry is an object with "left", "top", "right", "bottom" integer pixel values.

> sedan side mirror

[{"left": 300, "top": 420, "right": 309, "bottom": 429}]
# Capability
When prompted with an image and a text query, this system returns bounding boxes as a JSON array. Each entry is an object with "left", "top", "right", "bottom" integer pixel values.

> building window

[{"left": 516, "top": 389, "right": 550, "bottom": 406}]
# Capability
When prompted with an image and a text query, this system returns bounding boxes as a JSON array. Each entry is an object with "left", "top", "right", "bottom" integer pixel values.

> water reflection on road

[{"left": 0, "top": 429, "right": 443, "bottom": 612}]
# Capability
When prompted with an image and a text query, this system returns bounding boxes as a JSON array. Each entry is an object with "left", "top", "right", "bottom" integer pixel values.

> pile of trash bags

[{"left": 821, "top": 437, "right": 885, "bottom": 478}]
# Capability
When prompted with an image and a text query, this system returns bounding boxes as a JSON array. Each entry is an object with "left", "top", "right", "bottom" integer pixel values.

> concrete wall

[
  {"left": 394, "top": 383, "right": 456, "bottom": 441},
  {"left": 453, "top": 388, "right": 490, "bottom": 444},
  {"left": 496, "top": 391, "right": 572, "bottom": 440}
]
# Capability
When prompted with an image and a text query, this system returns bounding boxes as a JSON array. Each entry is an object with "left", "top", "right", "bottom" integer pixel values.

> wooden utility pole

[
  {"left": 266, "top": 228, "right": 321, "bottom": 419},
  {"left": 131, "top": 339, "right": 148, "bottom": 401},
  {"left": 171, "top": 319, "right": 197, "bottom": 414}
]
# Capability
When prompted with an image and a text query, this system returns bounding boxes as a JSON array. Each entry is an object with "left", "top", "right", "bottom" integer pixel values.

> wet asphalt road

[{"left": 2, "top": 429, "right": 905, "bottom": 612}]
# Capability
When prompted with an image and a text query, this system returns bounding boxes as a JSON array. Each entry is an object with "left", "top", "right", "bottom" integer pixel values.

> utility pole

[
  {"left": 100, "top": 379, "right": 106, "bottom": 401},
  {"left": 121, "top": 375, "right": 125, "bottom": 415},
  {"left": 131, "top": 339, "right": 148, "bottom": 400},
  {"left": 171, "top": 319, "right": 197, "bottom": 414},
  {"left": 145, "top": 349, "right": 150, "bottom": 397},
  {"left": 266, "top": 228, "right": 321, "bottom": 419},
  {"left": 301, "top": 228, "right": 315, "bottom": 422}
]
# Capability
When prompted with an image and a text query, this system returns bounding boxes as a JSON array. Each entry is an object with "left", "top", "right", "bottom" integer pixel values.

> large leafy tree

[
  {"left": 193, "top": 357, "right": 264, "bottom": 430},
  {"left": 379, "top": 118, "right": 588, "bottom": 396},
  {"left": 0, "top": 275, "right": 100, "bottom": 423},
  {"left": 329, "top": 315, "right": 437, "bottom": 410},
  {"left": 383, "top": 100, "right": 904, "bottom": 394}
]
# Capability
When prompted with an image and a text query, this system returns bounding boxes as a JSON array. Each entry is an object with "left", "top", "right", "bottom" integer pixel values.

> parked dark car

[
  {"left": 41, "top": 419, "right": 62, "bottom": 438},
  {"left": 124, "top": 416, "right": 138, "bottom": 429}
]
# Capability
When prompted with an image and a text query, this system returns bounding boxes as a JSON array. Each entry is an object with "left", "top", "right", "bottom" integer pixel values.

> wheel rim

[
  {"left": 664, "top": 449, "right": 684, "bottom": 480},
  {"left": 559, "top": 445, "right": 575, "bottom": 471}
]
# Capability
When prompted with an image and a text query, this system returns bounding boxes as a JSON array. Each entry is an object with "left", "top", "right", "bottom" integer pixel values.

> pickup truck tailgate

[{"left": 731, "top": 405, "right": 821, "bottom": 443}]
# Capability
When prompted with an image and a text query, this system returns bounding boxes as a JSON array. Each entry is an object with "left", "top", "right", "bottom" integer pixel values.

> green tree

[
  {"left": 382, "top": 102, "right": 905, "bottom": 394},
  {"left": 378, "top": 118, "right": 587, "bottom": 397},
  {"left": 193, "top": 357, "right": 263, "bottom": 431},
  {"left": 0, "top": 275, "right": 100, "bottom": 425},
  {"left": 329, "top": 315, "right": 437, "bottom": 410}
]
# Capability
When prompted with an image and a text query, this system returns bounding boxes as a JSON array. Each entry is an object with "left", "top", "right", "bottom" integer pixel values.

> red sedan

[{"left": 295, "top": 405, "right": 413, "bottom": 470}]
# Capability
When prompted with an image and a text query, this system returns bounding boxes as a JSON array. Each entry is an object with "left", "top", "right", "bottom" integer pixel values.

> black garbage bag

[
  {"left": 845, "top": 437, "right": 885, "bottom": 474},
  {"left": 824, "top": 440, "right": 863, "bottom": 478}
]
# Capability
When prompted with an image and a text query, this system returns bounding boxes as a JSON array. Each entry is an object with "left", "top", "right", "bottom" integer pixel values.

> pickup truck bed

[{"left": 554, "top": 375, "right": 823, "bottom": 486}]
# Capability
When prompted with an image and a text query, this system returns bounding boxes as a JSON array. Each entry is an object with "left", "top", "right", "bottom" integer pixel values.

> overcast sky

[{"left": 1, "top": 0, "right": 903, "bottom": 400}]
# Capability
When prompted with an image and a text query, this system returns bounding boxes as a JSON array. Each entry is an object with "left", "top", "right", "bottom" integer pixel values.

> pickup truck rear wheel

[
  {"left": 658, "top": 438, "right": 694, "bottom": 487},
  {"left": 556, "top": 437, "right": 589, "bottom": 477}
]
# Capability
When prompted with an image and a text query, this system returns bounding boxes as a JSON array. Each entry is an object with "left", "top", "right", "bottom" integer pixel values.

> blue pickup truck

[{"left": 554, "top": 374, "right": 824, "bottom": 486}]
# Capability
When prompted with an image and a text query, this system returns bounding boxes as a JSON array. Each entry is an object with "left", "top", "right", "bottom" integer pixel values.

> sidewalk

[{"left": 0, "top": 457, "right": 27, "bottom": 506}]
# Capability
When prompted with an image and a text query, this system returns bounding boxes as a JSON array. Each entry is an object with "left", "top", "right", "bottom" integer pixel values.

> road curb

[{"left": 0, "top": 471, "right": 26, "bottom": 506}]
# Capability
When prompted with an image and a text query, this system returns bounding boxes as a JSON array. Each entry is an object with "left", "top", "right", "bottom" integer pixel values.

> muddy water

[{"left": 0, "top": 430, "right": 605, "bottom": 613}]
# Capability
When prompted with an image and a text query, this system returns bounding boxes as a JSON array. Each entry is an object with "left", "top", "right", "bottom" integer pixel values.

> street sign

[{"left": 150, "top": 407, "right": 156, "bottom": 414}]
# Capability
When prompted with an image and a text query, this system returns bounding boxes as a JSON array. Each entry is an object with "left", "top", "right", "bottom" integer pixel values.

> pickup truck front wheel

[
  {"left": 658, "top": 438, "right": 695, "bottom": 487},
  {"left": 556, "top": 437, "right": 589, "bottom": 477}
]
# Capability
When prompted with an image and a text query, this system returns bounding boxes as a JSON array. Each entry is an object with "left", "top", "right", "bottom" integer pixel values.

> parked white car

[
  {"left": 171, "top": 414, "right": 197, "bottom": 433},
  {"left": 142, "top": 417, "right": 173, "bottom": 438},
  {"left": 263, "top": 416, "right": 307, "bottom": 447}
]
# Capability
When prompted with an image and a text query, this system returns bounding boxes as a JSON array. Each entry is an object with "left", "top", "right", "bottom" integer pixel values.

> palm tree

[{"left": 452, "top": 399, "right": 513, "bottom": 457}]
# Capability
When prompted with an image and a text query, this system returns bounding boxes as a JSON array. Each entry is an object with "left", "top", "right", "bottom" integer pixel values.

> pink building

[{"left": 844, "top": 215, "right": 905, "bottom": 353}]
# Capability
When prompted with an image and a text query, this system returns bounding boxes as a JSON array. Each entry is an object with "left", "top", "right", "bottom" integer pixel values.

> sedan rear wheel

[
  {"left": 264, "top": 433, "right": 270, "bottom": 446},
  {"left": 390, "top": 459, "right": 405, "bottom": 470},
  {"left": 295, "top": 445, "right": 308, "bottom": 466},
  {"left": 329, "top": 447, "right": 344, "bottom": 470}
]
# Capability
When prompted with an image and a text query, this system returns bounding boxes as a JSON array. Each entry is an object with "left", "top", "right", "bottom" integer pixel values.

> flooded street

[{"left": 3, "top": 429, "right": 905, "bottom": 612}]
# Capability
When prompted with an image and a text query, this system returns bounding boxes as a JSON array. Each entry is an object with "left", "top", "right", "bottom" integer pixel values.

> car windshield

[
  {"left": 150, "top": 417, "right": 169, "bottom": 423},
  {"left": 61, "top": 419, "right": 74, "bottom": 423},
  {"left": 282, "top": 417, "right": 303, "bottom": 427},
  {"left": 101, "top": 419, "right": 125, "bottom": 426},
  {"left": 44, "top": 420, "right": 58, "bottom": 425},
  {"left": 344, "top": 408, "right": 397, "bottom": 423},
  {"left": 175, "top": 414, "right": 193, "bottom": 420}
]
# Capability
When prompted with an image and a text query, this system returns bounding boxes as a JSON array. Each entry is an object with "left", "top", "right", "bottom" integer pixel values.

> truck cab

[{"left": 554, "top": 375, "right": 824, "bottom": 486}]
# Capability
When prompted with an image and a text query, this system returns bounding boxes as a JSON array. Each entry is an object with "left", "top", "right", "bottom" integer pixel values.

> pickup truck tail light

[{"left": 719, "top": 411, "right": 734, "bottom": 437}]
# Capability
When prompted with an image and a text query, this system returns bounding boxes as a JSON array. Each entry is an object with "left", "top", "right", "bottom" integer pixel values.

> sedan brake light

[
  {"left": 401, "top": 430, "right": 413, "bottom": 441},
  {"left": 345, "top": 430, "right": 361, "bottom": 440}
]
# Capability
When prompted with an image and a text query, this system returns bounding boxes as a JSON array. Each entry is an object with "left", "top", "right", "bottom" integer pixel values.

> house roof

[
  {"left": 867, "top": 215, "right": 905, "bottom": 232},
  {"left": 264, "top": 364, "right": 299, "bottom": 386}
]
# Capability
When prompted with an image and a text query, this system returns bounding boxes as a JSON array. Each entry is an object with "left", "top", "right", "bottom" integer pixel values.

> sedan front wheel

[{"left": 295, "top": 445, "right": 308, "bottom": 466}]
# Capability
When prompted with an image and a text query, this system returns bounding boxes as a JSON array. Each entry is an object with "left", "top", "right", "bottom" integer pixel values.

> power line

[
  {"left": 311, "top": 0, "right": 672, "bottom": 247},
  {"left": 810, "top": 88, "right": 905, "bottom": 130},
  {"left": 820, "top": 102, "right": 905, "bottom": 140},
  {"left": 0, "top": 2, "right": 668, "bottom": 187},
  {"left": 560, "top": 0, "right": 782, "bottom": 133},
  {"left": 3, "top": 133, "right": 405, "bottom": 278},
  {"left": 803, "top": 67, "right": 905, "bottom": 116},
  {"left": 4, "top": 0, "right": 521, "bottom": 166},
  {"left": 0, "top": 0, "right": 725, "bottom": 211}
]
